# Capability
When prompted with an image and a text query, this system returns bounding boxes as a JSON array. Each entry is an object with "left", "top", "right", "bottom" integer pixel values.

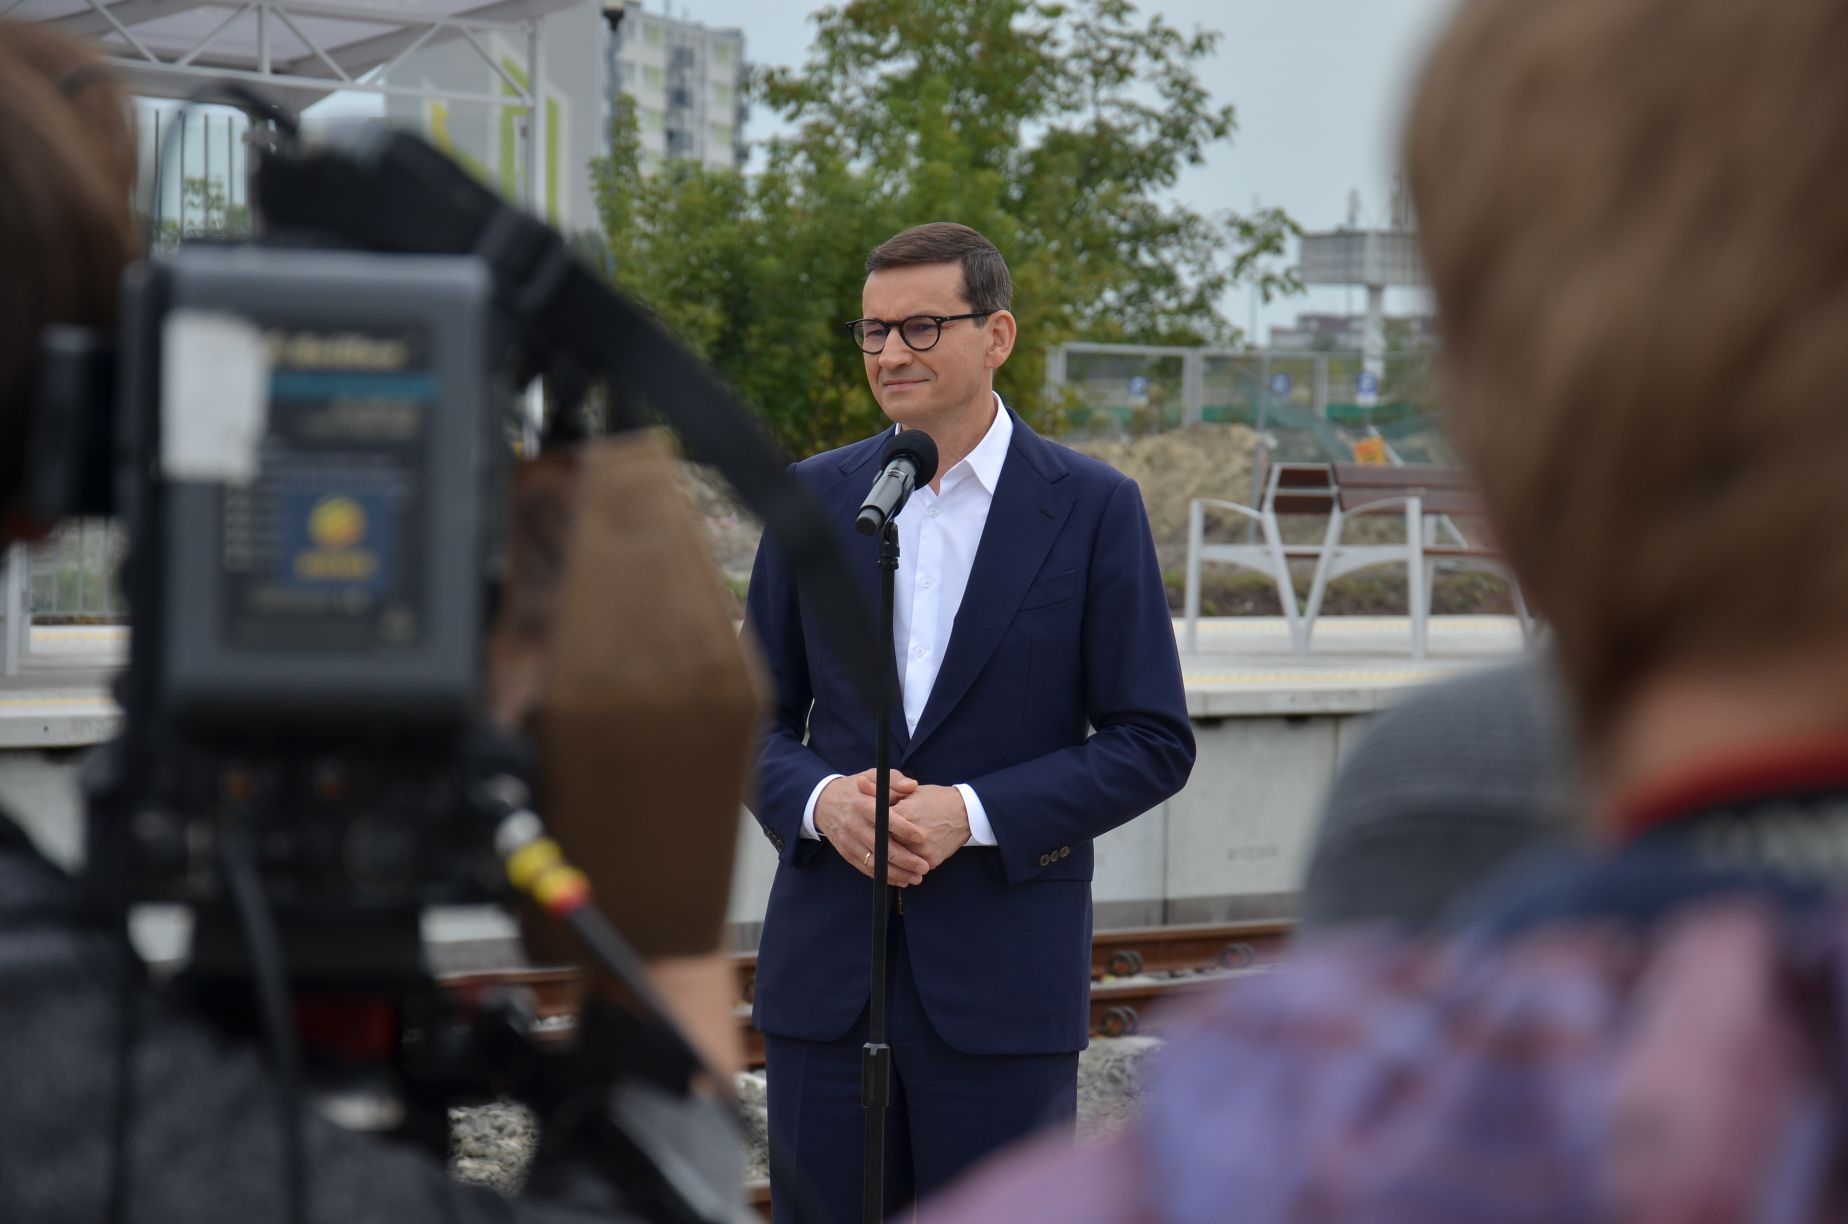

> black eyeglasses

[{"left": 845, "top": 312, "right": 991, "bottom": 354}]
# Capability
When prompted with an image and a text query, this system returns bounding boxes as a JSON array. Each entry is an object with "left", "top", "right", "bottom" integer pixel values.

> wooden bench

[
  {"left": 1183, "top": 462, "right": 1336, "bottom": 654},
  {"left": 1300, "top": 463, "right": 1531, "bottom": 658}
]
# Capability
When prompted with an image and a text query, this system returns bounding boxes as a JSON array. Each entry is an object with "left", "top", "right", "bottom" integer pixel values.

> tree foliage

[{"left": 591, "top": 0, "right": 1299, "bottom": 456}]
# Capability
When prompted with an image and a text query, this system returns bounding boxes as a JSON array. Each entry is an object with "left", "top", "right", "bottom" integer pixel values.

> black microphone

[{"left": 855, "top": 430, "right": 939, "bottom": 536}]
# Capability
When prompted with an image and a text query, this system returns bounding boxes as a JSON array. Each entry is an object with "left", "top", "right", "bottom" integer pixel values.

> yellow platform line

[{"left": 0, "top": 696, "right": 119, "bottom": 708}]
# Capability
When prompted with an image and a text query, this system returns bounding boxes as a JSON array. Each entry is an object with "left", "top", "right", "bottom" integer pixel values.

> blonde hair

[
  {"left": 0, "top": 23, "right": 136, "bottom": 512},
  {"left": 1406, "top": 0, "right": 1848, "bottom": 733}
]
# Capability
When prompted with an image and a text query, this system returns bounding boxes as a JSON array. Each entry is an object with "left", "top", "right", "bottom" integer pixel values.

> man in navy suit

[{"left": 745, "top": 222, "right": 1195, "bottom": 1223}]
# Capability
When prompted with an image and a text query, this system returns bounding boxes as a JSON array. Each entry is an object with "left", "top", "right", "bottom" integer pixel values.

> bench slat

[
  {"left": 1338, "top": 487, "right": 1482, "bottom": 516},
  {"left": 1332, "top": 462, "right": 1476, "bottom": 491},
  {"left": 1272, "top": 492, "right": 1337, "bottom": 515}
]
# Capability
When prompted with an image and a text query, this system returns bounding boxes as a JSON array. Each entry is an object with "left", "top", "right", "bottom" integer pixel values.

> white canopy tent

[
  {"left": 9, "top": 0, "right": 592, "bottom": 206},
  {"left": 2, "top": 0, "right": 604, "bottom": 674}
]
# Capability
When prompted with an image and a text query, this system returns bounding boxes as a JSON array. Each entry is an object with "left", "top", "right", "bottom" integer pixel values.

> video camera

[
  {"left": 24, "top": 90, "right": 875, "bottom": 1217},
  {"left": 50, "top": 243, "right": 514, "bottom": 916}
]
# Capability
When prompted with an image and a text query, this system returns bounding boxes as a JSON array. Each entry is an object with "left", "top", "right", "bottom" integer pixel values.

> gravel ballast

[{"left": 449, "top": 1035, "right": 1162, "bottom": 1196}]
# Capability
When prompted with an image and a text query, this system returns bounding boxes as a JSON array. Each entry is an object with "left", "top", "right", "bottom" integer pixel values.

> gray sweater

[{"left": 1300, "top": 658, "right": 1577, "bottom": 936}]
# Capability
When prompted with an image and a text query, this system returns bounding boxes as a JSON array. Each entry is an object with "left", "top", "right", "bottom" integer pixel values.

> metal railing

[
  {"left": 0, "top": 521, "right": 129, "bottom": 676},
  {"left": 138, "top": 104, "right": 250, "bottom": 244},
  {"left": 27, "top": 520, "right": 128, "bottom": 622},
  {"left": 1048, "top": 343, "right": 1441, "bottom": 436}
]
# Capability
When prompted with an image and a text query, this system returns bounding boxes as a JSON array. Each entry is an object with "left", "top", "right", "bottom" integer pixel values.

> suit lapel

[
  {"left": 904, "top": 422, "right": 1072, "bottom": 756},
  {"left": 830, "top": 435, "right": 911, "bottom": 754}
]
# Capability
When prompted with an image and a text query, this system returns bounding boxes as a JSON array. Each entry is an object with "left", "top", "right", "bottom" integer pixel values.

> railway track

[{"left": 439, "top": 919, "right": 1292, "bottom": 1066}]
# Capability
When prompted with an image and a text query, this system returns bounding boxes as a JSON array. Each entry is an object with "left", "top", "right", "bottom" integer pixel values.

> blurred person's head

[
  {"left": 858, "top": 222, "right": 1017, "bottom": 438},
  {"left": 0, "top": 22, "right": 137, "bottom": 541},
  {"left": 1406, "top": 0, "right": 1848, "bottom": 790}
]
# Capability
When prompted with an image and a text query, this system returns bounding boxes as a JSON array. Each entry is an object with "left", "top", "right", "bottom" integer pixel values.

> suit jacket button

[
  {"left": 1038, "top": 853, "right": 1051, "bottom": 867},
  {"left": 1059, "top": 846, "right": 1071, "bottom": 859}
]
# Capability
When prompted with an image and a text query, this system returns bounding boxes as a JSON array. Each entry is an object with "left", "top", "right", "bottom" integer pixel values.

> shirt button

[
  {"left": 911, "top": 645, "right": 927, "bottom": 658},
  {"left": 927, "top": 506, "right": 941, "bottom": 518},
  {"left": 921, "top": 576, "right": 935, "bottom": 589}
]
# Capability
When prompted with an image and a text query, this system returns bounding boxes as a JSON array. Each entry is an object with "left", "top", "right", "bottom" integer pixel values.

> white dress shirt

[{"left": 800, "top": 395, "right": 1012, "bottom": 846}]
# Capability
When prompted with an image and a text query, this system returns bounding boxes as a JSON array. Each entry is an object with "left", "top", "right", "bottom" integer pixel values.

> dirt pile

[
  {"left": 1066, "top": 424, "right": 1260, "bottom": 566},
  {"left": 678, "top": 462, "right": 764, "bottom": 585}
]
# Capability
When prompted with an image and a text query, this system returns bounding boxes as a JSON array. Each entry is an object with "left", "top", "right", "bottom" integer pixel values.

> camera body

[
  {"left": 68, "top": 244, "right": 516, "bottom": 918},
  {"left": 148, "top": 249, "right": 501, "bottom": 741}
]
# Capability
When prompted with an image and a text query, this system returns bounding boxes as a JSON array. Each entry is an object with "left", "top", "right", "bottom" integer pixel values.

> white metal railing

[
  {"left": 1047, "top": 342, "right": 1441, "bottom": 436},
  {"left": 0, "top": 523, "right": 129, "bottom": 676}
]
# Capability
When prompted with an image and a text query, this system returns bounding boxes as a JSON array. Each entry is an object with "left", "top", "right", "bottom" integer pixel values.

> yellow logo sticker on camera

[
  {"left": 308, "top": 496, "right": 368, "bottom": 549},
  {"left": 296, "top": 495, "right": 379, "bottom": 580}
]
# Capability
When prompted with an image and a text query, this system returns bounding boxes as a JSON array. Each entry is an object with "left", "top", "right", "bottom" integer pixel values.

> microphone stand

[{"left": 862, "top": 516, "right": 900, "bottom": 1224}]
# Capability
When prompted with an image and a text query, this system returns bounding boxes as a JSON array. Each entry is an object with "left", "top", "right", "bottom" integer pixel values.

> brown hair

[
  {"left": 865, "top": 222, "right": 1012, "bottom": 315},
  {"left": 0, "top": 23, "right": 137, "bottom": 516},
  {"left": 1405, "top": 0, "right": 1848, "bottom": 734}
]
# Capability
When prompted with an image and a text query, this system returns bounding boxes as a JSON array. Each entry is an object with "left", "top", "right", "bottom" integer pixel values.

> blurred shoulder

[{"left": 1155, "top": 904, "right": 1835, "bottom": 1207}]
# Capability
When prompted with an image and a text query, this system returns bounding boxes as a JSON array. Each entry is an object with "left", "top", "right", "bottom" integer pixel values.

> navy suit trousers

[{"left": 764, "top": 915, "right": 1079, "bottom": 1224}]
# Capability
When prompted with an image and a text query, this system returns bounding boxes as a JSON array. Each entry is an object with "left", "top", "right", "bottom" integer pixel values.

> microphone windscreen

[{"left": 880, "top": 429, "right": 939, "bottom": 486}]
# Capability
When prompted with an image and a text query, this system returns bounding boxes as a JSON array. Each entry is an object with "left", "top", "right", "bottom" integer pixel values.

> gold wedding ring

[{"left": 863, "top": 850, "right": 873, "bottom": 867}]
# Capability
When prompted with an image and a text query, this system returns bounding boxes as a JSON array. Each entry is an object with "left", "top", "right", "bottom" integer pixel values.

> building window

[
  {"left": 646, "top": 23, "right": 665, "bottom": 48},
  {"left": 713, "top": 82, "right": 732, "bottom": 108},
  {"left": 714, "top": 41, "right": 736, "bottom": 65},
  {"left": 710, "top": 123, "right": 734, "bottom": 148},
  {"left": 643, "top": 65, "right": 664, "bottom": 90}
]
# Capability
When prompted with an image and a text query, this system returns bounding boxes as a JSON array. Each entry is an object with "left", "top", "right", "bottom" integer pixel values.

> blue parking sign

[{"left": 1356, "top": 369, "right": 1380, "bottom": 407}]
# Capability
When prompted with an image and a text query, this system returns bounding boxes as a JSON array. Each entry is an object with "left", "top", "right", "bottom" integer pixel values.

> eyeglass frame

[{"left": 843, "top": 311, "right": 995, "bottom": 354}]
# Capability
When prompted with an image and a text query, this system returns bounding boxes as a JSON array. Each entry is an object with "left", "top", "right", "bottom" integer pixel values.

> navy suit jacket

[{"left": 744, "top": 409, "right": 1195, "bottom": 1056}]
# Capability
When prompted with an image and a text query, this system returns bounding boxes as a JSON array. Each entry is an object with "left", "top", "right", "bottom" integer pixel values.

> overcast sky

[{"left": 664, "top": 0, "right": 1459, "bottom": 340}]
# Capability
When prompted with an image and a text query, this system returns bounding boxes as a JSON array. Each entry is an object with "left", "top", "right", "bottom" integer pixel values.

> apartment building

[{"left": 607, "top": 2, "right": 748, "bottom": 172}]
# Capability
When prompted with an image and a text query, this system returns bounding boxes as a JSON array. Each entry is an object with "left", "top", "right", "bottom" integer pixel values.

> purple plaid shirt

[{"left": 921, "top": 899, "right": 1848, "bottom": 1224}]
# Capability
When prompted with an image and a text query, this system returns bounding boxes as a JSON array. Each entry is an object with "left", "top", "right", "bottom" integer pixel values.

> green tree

[{"left": 592, "top": 0, "right": 1299, "bottom": 456}]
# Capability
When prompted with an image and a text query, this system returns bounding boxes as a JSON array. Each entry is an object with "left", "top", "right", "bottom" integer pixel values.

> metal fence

[
  {"left": 137, "top": 103, "right": 250, "bottom": 244},
  {"left": 27, "top": 520, "right": 128, "bottom": 621},
  {"left": 1048, "top": 342, "right": 1452, "bottom": 464}
]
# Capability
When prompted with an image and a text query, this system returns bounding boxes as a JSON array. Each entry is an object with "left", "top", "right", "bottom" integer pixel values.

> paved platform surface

[
  {"left": 0, "top": 618, "right": 1532, "bottom": 744},
  {"left": 0, "top": 627, "right": 126, "bottom": 747},
  {"left": 1180, "top": 615, "right": 1531, "bottom": 716}
]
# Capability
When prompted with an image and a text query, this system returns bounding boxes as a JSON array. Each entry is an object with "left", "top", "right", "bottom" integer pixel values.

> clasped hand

[{"left": 815, "top": 769, "right": 970, "bottom": 884}]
